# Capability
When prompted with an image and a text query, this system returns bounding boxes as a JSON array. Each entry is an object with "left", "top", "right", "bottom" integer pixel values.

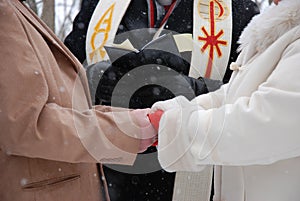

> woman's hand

[
  {"left": 273, "top": 0, "right": 280, "bottom": 5},
  {"left": 148, "top": 110, "right": 164, "bottom": 131}
]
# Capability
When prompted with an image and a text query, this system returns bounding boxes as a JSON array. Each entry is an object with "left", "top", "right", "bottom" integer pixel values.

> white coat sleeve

[
  {"left": 151, "top": 83, "right": 228, "bottom": 112},
  {"left": 154, "top": 42, "right": 300, "bottom": 172}
]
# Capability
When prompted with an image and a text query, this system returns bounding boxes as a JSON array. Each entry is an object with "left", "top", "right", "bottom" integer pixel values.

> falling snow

[
  {"left": 20, "top": 178, "right": 28, "bottom": 186},
  {"left": 59, "top": 86, "right": 65, "bottom": 92}
]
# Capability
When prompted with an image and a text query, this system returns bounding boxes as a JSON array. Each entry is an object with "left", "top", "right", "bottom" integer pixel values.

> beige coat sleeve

[{"left": 0, "top": 1, "right": 155, "bottom": 165}]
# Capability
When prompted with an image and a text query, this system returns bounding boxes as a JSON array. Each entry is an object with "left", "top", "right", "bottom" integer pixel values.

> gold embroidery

[
  {"left": 198, "top": 0, "right": 229, "bottom": 21},
  {"left": 89, "top": 3, "right": 115, "bottom": 62}
]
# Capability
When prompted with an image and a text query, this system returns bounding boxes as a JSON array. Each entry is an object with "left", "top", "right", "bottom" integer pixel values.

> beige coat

[
  {"left": 0, "top": 0, "right": 156, "bottom": 200},
  {"left": 153, "top": 1, "right": 300, "bottom": 200}
]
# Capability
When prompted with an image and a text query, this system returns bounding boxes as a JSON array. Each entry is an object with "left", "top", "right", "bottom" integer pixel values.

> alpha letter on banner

[{"left": 86, "top": 0, "right": 132, "bottom": 65}]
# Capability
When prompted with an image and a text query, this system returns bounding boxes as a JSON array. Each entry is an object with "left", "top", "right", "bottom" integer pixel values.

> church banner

[
  {"left": 190, "top": 0, "right": 232, "bottom": 80},
  {"left": 86, "top": 0, "right": 132, "bottom": 64}
]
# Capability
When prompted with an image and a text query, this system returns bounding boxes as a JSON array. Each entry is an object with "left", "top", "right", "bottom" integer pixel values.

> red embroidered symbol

[{"left": 198, "top": 0, "right": 227, "bottom": 78}]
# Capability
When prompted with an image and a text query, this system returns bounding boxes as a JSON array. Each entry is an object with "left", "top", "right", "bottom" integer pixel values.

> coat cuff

[
  {"left": 156, "top": 107, "right": 210, "bottom": 172},
  {"left": 151, "top": 96, "right": 191, "bottom": 112}
]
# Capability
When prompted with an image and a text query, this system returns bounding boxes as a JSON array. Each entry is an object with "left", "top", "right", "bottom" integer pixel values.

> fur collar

[{"left": 238, "top": 0, "right": 300, "bottom": 53}]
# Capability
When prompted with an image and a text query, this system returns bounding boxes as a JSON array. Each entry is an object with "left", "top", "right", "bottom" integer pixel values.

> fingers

[
  {"left": 148, "top": 110, "right": 164, "bottom": 131},
  {"left": 273, "top": 0, "right": 280, "bottom": 5},
  {"left": 138, "top": 136, "right": 158, "bottom": 153}
]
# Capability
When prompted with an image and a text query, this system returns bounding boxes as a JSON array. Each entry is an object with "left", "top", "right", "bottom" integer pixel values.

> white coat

[{"left": 152, "top": 0, "right": 300, "bottom": 200}]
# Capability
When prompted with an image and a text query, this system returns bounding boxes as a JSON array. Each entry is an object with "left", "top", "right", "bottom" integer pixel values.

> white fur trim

[{"left": 238, "top": 0, "right": 300, "bottom": 53}]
